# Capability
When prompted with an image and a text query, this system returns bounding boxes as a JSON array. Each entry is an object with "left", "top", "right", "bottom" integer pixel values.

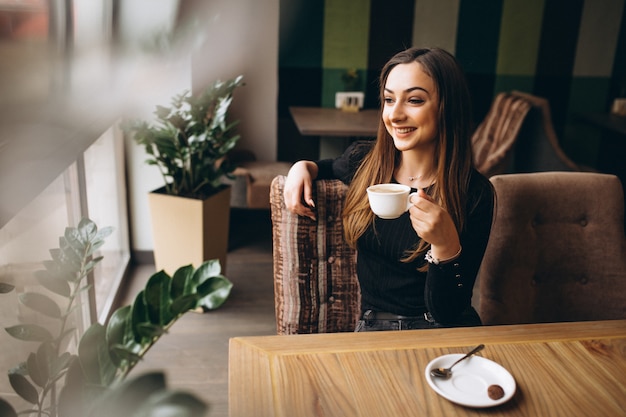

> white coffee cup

[{"left": 366, "top": 183, "right": 418, "bottom": 219}]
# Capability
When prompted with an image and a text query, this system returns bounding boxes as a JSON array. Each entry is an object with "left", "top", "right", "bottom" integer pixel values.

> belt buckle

[{"left": 363, "top": 309, "right": 375, "bottom": 325}]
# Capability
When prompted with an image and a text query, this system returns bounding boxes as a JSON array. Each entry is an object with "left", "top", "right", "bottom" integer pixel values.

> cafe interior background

[{"left": 0, "top": 0, "right": 625, "bottom": 406}]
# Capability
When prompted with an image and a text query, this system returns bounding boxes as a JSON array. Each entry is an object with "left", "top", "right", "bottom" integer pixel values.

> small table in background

[{"left": 289, "top": 106, "right": 380, "bottom": 158}]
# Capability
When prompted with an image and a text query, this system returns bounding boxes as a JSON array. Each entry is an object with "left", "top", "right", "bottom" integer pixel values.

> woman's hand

[
  {"left": 408, "top": 189, "right": 461, "bottom": 259},
  {"left": 283, "top": 161, "right": 319, "bottom": 221}
]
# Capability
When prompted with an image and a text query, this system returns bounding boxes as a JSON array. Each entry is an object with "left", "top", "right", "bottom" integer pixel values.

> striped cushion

[
  {"left": 472, "top": 92, "right": 533, "bottom": 177},
  {"left": 270, "top": 175, "right": 360, "bottom": 334}
]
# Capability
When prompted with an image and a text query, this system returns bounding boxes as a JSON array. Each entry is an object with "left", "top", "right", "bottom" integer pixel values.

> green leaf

[
  {"left": 131, "top": 291, "right": 149, "bottom": 343},
  {"left": 0, "top": 398, "right": 17, "bottom": 417},
  {"left": 132, "top": 390, "right": 208, "bottom": 417},
  {"left": 51, "top": 352, "right": 75, "bottom": 377},
  {"left": 61, "top": 233, "right": 86, "bottom": 268},
  {"left": 197, "top": 276, "right": 233, "bottom": 310},
  {"left": 144, "top": 271, "right": 173, "bottom": 325},
  {"left": 95, "top": 225, "right": 114, "bottom": 241},
  {"left": 34, "top": 269, "right": 71, "bottom": 297},
  {"left": 106, "top": 305, "right": 132, "bottom": 348},
  {"left": 170, "top": 294, "right": 199, "bottom": 317},
  {"left": 137, "top": 322, "right": 166, "bottom": 339},
  {"left": 170, "top": 265, "right": 194, "bottom": 299},
  {"left": 8, "top": 372, "right": 38, "bottom": 404},
  {"left": 87, "top": 372, "right": 167, "bottom": 417},
  {"left": 36, "top": 342, "right": 56, "bottom": 382},
  {"left": 5, "top": 324, "right": 53, "bottom": 342},
  {"left": 27, "top": 352, "right": 46, "bottom": 388},
  {"left": 109, "top": 344, "right": 142, "bottom": 365},
  {"left": 84, "top": 256, "right": 104, "bottom": 272},
  {"left": 77, "top": 217, "right": 98, "bottom": 243},
  {"left": 106, "top": 306, "right": 134, "bottom": 367},
  {"left": 0, "top": 282, "right": 15, "bottom": 293},
  {"left": 9, "top": 361, "right": 27, "bottom": 376},
  {"left": 78, "top": 324, "right": 117, "bottom": 386},
  {"left": 191, "top": 259, "right": 222, "bottom": 286},
  {"left": 19, "top": 292, "right": 62, "bottom": 318},
  {"left": 57, "top": 358, "right": 90, "bottom": 417}
]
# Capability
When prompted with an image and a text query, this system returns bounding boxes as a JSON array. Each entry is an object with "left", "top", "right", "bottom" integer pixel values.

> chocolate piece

[{"left": 487, "top": 384, "right": 505, "bottom": 400}]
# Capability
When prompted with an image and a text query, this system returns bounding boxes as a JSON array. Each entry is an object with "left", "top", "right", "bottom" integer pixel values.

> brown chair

[
  {"left": 478, "top": 171, "right": 626, "bottom": 325},
  {"left": 472, "top": 91, "right": 583, "bottom": 177},
  {"left": 269, "top": 175, "right": 360, "bottom": 334},
  {"left": 509, "top": 90, "right": 582, "bottom": 173},
  {"left": 472, "top": 92, "right": 533, "bottom": 177}
]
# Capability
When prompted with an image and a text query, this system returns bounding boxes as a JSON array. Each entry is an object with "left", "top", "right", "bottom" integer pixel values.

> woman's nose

[{"left": 389, "top": 103, "right": 405, "bottom": 121}]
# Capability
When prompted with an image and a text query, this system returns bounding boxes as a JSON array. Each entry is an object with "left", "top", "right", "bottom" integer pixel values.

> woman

[{"left": 283, "top": 47, "right": 494, "bottom": 331}]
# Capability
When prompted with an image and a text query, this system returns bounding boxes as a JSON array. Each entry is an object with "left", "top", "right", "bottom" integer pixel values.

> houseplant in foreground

[
  {"left": 0, "top": 218, "right": 232, "bottom": 416},
  {"left": 123, "top": 75, "right": 244, "bottom": 275}
]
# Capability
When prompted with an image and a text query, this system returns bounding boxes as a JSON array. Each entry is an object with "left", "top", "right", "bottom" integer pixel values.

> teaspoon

[{"left": 430, "top": 344, "right": 485, "bottom": 378}]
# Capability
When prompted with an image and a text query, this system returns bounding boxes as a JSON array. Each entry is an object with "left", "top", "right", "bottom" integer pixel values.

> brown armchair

[
  {"left": 269, "top": 175, "right": 360, "bottom": 334},
  {"left": 478, "top": 171, "right": 626, "bottom": 325},
  {"left": 472, "top": 91, "right": 583, "bottom": 177}
]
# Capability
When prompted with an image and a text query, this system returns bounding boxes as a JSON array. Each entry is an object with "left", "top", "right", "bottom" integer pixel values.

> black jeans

[{"left": 354, "top": 307, "right": 481, "bottom": 332}]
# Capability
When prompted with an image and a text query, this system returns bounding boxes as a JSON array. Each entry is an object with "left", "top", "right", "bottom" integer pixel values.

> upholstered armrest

[{"left": 270, "top": 175, "right": 360, "bottom": 334}]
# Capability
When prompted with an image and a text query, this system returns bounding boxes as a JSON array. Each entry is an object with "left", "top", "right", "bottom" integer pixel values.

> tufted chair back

[
  {"left": 478, "top": 172, "right": 626, "bottom": 325},
  {"left": 269, "top": 175, "right": 360, "bottom": 334}
]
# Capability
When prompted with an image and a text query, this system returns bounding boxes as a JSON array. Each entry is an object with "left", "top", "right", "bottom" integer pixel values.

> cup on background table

[{"left": 366, "top": 183, "right": 418, "bottom": 219}]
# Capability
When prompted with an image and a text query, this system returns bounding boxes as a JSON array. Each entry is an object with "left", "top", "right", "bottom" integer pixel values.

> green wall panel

[
  {"left": 322, "top": 0, "right": 371, "bottom": 69},
  {"left": 412, "top": 0, "right": 460, "bottom": 53},
  {"left": 496, "top": 0, "right": 544, "bottom": 76}
]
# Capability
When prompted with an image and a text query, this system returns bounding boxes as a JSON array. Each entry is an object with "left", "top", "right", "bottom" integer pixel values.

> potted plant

[
  {"left": 0, "top": 218, "right": 232, "bottom": 417},
  {"left": 124, "top": 75, "right": 244, "bottom": 274}
]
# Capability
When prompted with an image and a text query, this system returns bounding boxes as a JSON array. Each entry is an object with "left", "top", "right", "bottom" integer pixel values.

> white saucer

[{"left": 424, "top": 354, "right": 516, "bottom": 408}]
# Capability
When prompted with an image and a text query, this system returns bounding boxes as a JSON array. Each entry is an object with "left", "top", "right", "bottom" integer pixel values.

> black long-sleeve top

[{"left": 315, "top": 141, "right": 494, "bottom": 324}]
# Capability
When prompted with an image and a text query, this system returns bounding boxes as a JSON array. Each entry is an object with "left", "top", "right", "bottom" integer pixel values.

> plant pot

[{"left": 148, "top": 185, "right": 231, "bottom": 275}]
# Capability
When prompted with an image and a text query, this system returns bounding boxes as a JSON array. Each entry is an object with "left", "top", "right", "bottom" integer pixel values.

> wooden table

[
  {"left": 289, "top": 106, "right": 380, "bottom": 137},
  {"left": 289, "top": 107, "right": 380, "bottom": 158},
  {"left": 229, "top": 320, "right": 626, "bottom": 416}
]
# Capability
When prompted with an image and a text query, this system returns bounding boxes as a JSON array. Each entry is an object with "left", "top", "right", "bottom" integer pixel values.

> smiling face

[{"left": 382, "top": 62, "right": 440, "bottom": 152}]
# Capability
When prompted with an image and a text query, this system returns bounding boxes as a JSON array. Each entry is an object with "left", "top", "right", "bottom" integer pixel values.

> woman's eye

[
  {"left": 409, "top": 98, "right": 424, "bottom": 104},
  {"left": 383, "top": 97, "right": 394, "bottom": 104}
]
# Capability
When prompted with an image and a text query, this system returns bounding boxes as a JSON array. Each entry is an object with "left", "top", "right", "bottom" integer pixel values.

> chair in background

[
  {"left": 472, "top": 91, "right": 583, "bottom": 177},
  {"left": 471, "top": 92, "right": 533, "bottom": 177},
  {"left": 227, "top": 149, "right": 292, "bottom": 209},
  {"left": 510, "top": 90, "right": 583, "bottom": 173},
  {"left": 478, "top": 171, "right": 626, "bottom": 325},
  {"left": 269, "top": 175, "right": 360, "bottom": 334}
]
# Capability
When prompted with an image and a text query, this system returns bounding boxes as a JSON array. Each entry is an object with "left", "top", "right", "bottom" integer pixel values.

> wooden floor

[{"left": 119, "top": 209, "right": 276, "bottom": 417}]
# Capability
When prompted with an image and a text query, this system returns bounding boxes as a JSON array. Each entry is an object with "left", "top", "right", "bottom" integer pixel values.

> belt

[{"left": 362, "top": 309, "right": 436, "bottom": 324}]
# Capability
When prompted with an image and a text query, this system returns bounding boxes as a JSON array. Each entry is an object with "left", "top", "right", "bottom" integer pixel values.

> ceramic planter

[{"left": 148, "top": 185, "right": 231, "bottom": 275}]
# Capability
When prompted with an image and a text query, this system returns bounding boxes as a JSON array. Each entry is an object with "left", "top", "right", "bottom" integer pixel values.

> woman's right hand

[{"left": 283, "top": 160, "right": 318, "bottom": 221}]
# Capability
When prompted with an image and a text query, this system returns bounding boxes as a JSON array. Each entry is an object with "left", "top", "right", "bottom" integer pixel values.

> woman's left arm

[{"left": 422, "top": 177, "right": 495, "bottom": 324}]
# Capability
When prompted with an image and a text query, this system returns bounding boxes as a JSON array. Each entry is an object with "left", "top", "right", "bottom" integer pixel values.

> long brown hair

[{"left": 342, "top": 47, "right": 474, "bottom": 264}]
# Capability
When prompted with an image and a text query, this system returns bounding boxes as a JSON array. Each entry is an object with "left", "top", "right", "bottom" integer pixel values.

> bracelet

[{"left": 425, "top": 246, "right": 462, "bottom": 265}]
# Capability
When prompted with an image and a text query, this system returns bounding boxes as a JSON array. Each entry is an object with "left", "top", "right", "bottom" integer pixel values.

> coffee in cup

[{"left": 366, "top": 183, "right": 418, "bottom": 219}]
